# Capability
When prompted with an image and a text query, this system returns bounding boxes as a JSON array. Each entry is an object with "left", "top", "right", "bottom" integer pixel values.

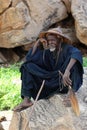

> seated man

[{"left": 13, "top": 27, "right": 83, "bottom": 112}]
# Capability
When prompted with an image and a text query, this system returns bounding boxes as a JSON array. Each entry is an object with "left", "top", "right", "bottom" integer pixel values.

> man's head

[
  {"left": 39, "top": 27, "right": 71, "bottom": 51},
  {"left": 46, "top": 33, "right": 63, "bottom": 51}
]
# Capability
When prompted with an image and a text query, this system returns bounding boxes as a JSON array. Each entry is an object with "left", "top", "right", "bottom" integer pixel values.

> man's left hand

[{"left": 63, "top": 69, "right": 72, "bottom": 87}]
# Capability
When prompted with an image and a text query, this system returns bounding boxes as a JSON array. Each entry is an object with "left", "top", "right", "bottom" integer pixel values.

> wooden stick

[
  {"left": 24, "top": 80, "right": 45, "bottom": 130},
  {"left": 29, "top": 80, "right": 45, "bottom": 119}
]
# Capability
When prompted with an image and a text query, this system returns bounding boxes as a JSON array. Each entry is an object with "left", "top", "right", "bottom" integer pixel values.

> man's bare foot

[{"left": 12, "top": 97, "right": 33, "bottom": 112}]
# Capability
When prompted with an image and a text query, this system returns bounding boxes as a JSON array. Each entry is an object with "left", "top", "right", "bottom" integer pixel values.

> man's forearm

[{"left": 66, "top": 58, "right": 77, "bottom": 71}]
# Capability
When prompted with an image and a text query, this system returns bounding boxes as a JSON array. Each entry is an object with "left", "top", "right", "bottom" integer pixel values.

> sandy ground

[{"left": 0, "top": 110, "right": 13, "bottom": 130}]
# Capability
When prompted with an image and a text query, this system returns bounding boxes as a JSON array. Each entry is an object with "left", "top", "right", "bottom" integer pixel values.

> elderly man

[{"left": 13, "top": 27, "right": 83, "bottom": 112}]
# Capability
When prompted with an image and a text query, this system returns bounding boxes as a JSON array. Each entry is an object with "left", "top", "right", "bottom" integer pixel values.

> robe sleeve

[
  {"left": 63, "top": 44, "right": 83, "bottom": 66},
  {"left": 66, "top": 44, "right": 84, "bottom": 73},
  {"left": 26, "top": 49, "right": 33, "bottom": 61},
  {"left": 70, "top": 47, "right": 83, "bottom": 65}
]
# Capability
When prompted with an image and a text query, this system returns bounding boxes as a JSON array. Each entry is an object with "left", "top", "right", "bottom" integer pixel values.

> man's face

[{"left": 46, "top": 34, "right": 61, "bottom": 51}]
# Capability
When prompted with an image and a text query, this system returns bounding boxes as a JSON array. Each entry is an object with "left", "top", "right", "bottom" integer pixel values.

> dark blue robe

[{"left": 20, "top": 42, "right": 83, "bottom": 100}]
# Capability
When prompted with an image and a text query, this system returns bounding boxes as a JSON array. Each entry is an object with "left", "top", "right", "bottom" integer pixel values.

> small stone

[{"left": 83, "top": 96, "right": 87, "bottom": 103}]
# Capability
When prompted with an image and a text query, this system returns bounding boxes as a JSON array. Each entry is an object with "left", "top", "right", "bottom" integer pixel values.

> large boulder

[
  {"left": 0, "top": 0, "right": 68, "bottom": 48},
  {"left": 9, "top": 95, "right": 80, "bottom": 130},
  {"left": 71, "top": 0, "right": 87, "bottom": 45}
]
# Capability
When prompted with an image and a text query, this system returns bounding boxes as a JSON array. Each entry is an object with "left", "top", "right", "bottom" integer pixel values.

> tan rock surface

[
  {"left": 71, "top": 0, "right": 87, "bottom": 45},
  {"left": 0, "top": 0, "right": 87, "bottom": 49},
  {"left": 0, "top": 123, "right": 4, "bottom": 130},
  {"left": 9, "top": 94, "right": 83, "bottom": 130},
  {"left": 0, "top": 0, "right": 11, "bottom": 14},
  {"left": 9, "top": 95, "right": 78, "bottom": 130},
  {"left": 0, "top": 0, "right": 68, "bottom": 48}
]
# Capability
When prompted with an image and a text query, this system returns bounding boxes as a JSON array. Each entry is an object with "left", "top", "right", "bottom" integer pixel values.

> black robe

[{"left": 20, "top": 42, "right": 83, "bottom": 100}]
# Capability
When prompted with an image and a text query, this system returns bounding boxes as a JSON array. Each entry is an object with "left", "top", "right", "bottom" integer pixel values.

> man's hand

[
  {"left": 32, "top": 38, "right": 48, "bottom": 55},
  {"left": 35, "top": 38, "right": 47, "bottom": 46},
  {"left": 39, "top": 38, "right": 47, "bottom": 43},
  {"left": 39, "top": 38, "right": 48, "bottom": 49},
  {"left": 63, "top": 69, "right": 72, "bottom": 86},
  {"left": 62, "top": 58, "right": 77, "bottom": 87}
]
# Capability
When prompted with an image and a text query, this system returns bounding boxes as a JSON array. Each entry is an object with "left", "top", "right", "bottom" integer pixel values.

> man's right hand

[
  {"left": 39, "top": 38, "right": 47, "bottom": 43},
  {"left": 32, "top": 38, "right": 48, "bottom": 55},
  {"left": 38, "top": 38, "right": 48, "bottom": 49}
]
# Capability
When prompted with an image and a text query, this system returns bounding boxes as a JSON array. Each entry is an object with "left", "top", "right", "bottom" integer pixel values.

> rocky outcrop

[
  {"left": 9, "top": 95, "right": 80, "bottom": 130},
  {"left": 0, "top": 0, "right": 87, "bottom": 48},
  {"left": 71, "top": 0, "right": 87, "bottom": 45},
  {"left": 0, "top": 0, "right": 68, "bottom": 48},
  {"left": 9, "top": 68, "right": 87, "bottom": 130},
  {"left": 0, "top": 0, "right": 87, "bottom": 63}
]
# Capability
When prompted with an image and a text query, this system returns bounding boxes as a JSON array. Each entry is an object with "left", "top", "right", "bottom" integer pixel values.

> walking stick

[
  {"left": 24, "top": 80, "right": 45, "bottom": 130},
  {"left": 58, "top": 71, "right": 80, "bottom": 116},
  {"left": 29, "top": 80, "right": 45, "bottom": 119}
]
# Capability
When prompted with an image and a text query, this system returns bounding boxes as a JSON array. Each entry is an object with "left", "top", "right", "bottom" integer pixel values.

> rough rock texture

[
  {"left": 61, "top": 0, "right": 71, "bottom": 13},
  {"left": 0, "top": 0, "right": 87, "bottom": 48},
  {"left": 9, "top": 96, "right": 80, "bottom": 130},
  {"left": 0, "top": 0, "right": 68, "bottom": 48},
  {"left": 9, "top": 68, "right": 87, "bottom": 130},
  {"left": 0, "top": 123, "right": 4, "bottom": 130},
  {"left": 0, "top": 0, "right": 11, "bottom": 14},
  {"left": 71, "top": 0, "right": 87, "bottom": 45}
]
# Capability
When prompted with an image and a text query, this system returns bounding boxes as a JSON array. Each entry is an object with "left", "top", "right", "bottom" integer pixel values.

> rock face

[
  {"left": 0, "top": 0, "right": 11, "bottom": 14},
  {"left": 0, "top": 123, "right": 4, "bottom": 130},
  {"left": 9, "top": 95, "right": 80, "bottom": 130},
  {"left": 0, "top": 0, "right": 68, "bottom": 48},
  {"left": 9, "top": 68, "right": 87, "bottom": 130},
  {"left": 71, "top": 0, "right": 87, "bottom": 45}
]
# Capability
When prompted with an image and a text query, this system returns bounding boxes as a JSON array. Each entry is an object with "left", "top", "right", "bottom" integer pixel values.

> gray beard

[{"left": 49, "top": 47, "right": 56, "bottom": 52}]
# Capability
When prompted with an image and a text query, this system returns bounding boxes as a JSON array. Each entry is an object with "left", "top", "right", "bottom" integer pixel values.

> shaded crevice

[
  {"left": 45, "top": 14, "right": 74, "bottom": 31},
  {"left": 0, "top": 46, "right": 28, "bottom": 64},
  {"left": 43, "top": 9, "right": 73, "bottom": 31},
  {"left": 76, "top": 42, "right": 87, "bottom": 56}
]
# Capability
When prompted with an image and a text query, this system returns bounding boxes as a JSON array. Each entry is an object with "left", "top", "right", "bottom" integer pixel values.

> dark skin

[{"left": 13, "top": 34, "right": 76, "bottom": 112}]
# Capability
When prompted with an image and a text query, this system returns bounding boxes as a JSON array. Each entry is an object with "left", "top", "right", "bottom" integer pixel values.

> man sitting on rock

[{"left": 13, "top": 27, "right": 83, "bottom": 112}]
